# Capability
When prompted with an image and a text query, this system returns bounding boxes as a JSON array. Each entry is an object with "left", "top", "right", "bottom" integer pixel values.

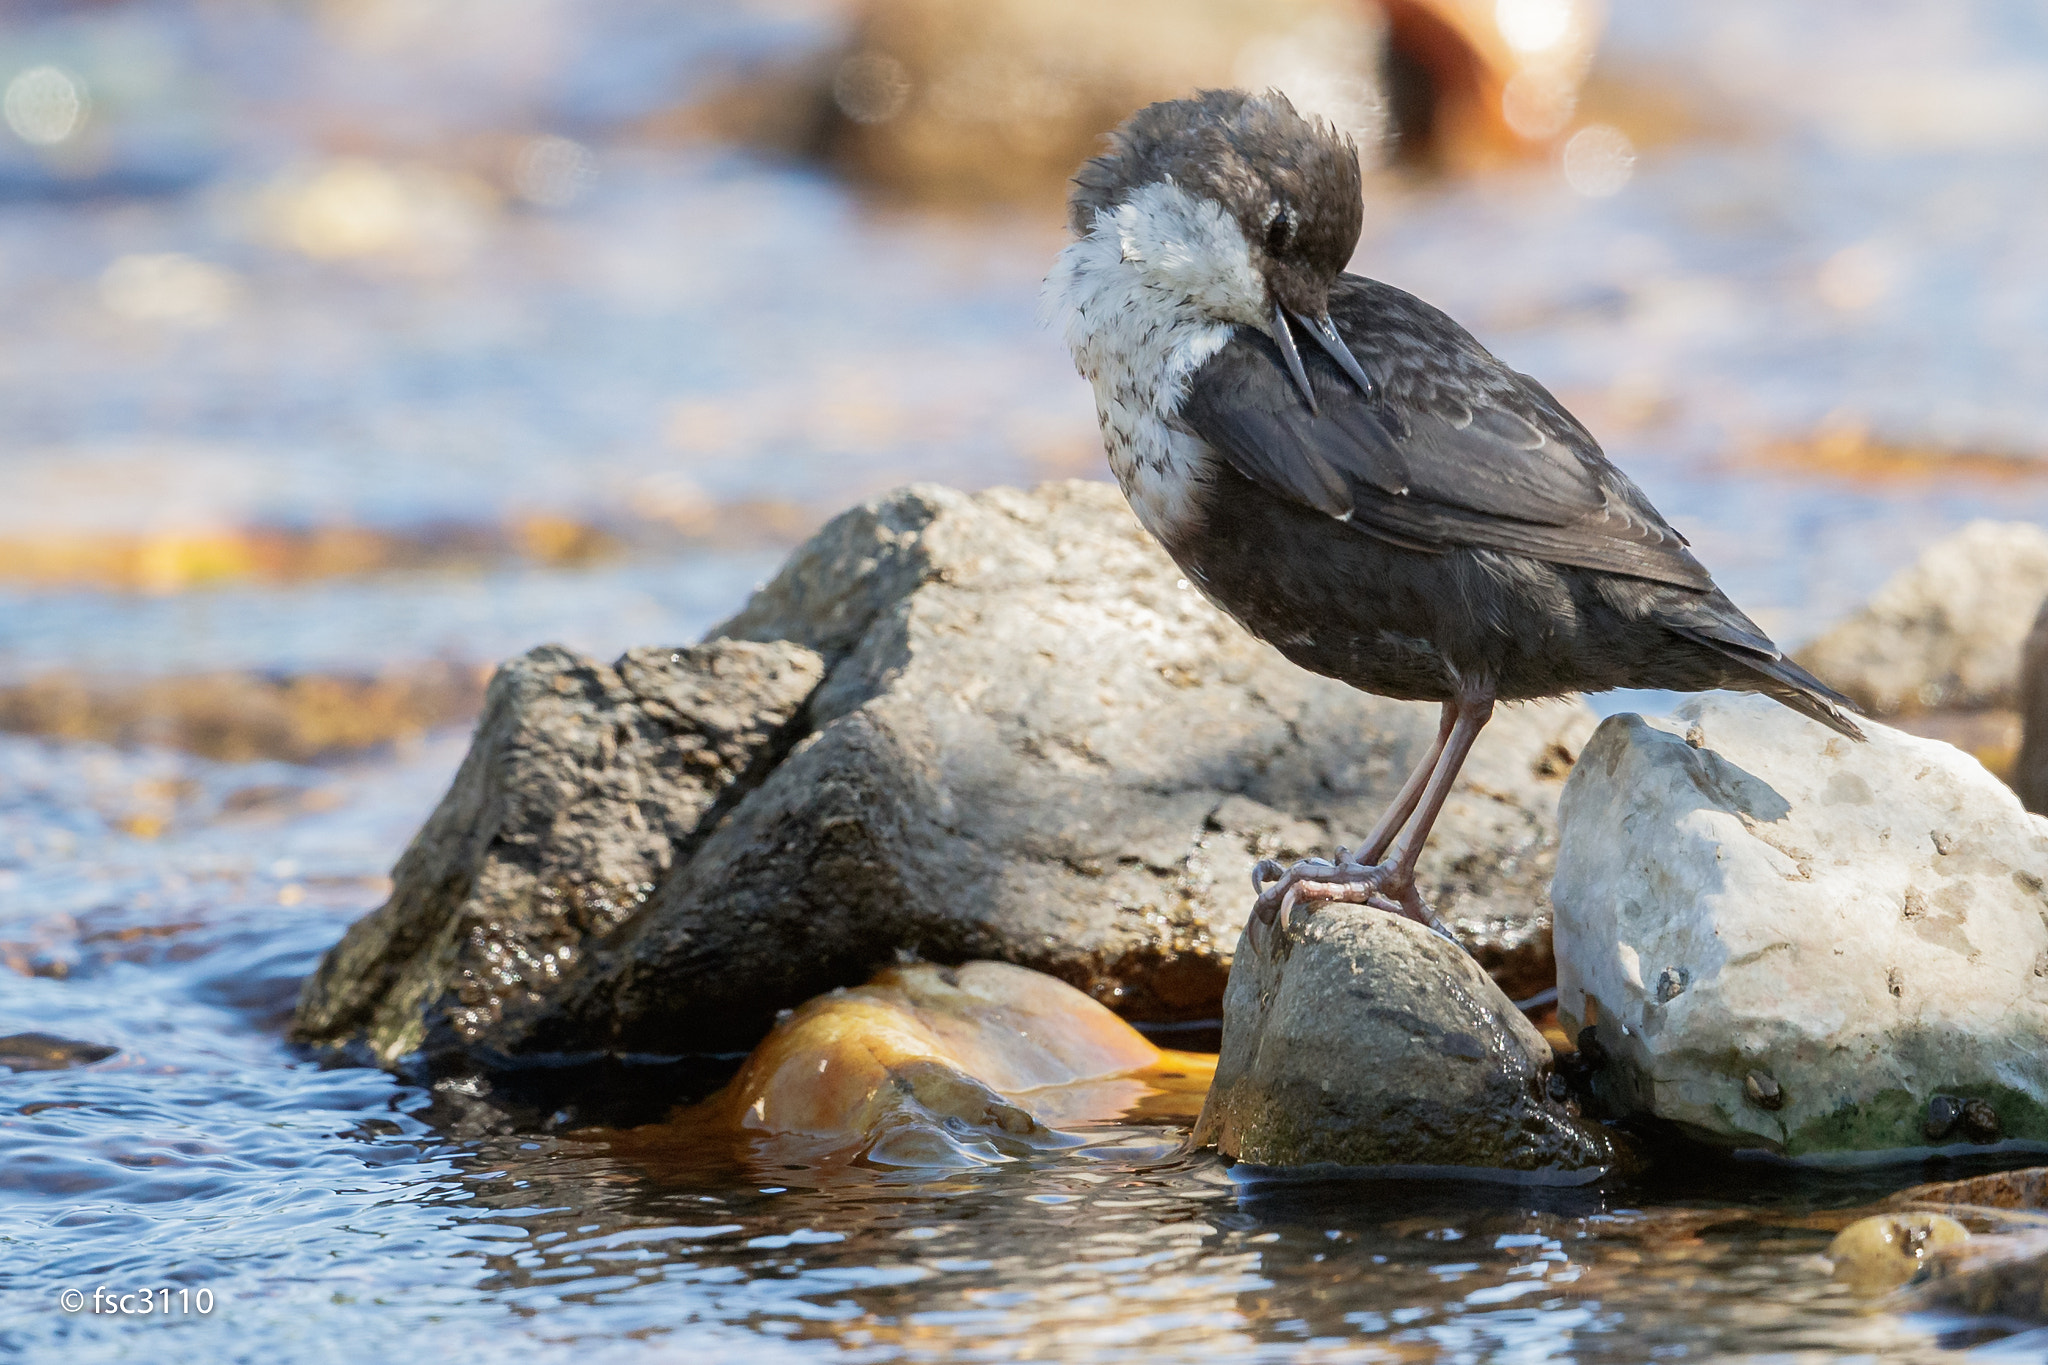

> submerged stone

[
  {"left": 1827, "top": 1212, "right": 1971, "bottom": 1294},
  {"left": 618, "top": 960, "right": 1211, "bottom": 1167},
  {"left": 1552, "top": 693, "right": 2048, "bottom": 1160},
  {"left": 1190, "top": 906, "right": 1609, "bottom": 1178}
]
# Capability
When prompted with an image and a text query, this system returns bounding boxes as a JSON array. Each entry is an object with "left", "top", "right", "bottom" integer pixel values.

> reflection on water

[{"left": 5, "top": 0, "right": 2048, "bottom": 1359}]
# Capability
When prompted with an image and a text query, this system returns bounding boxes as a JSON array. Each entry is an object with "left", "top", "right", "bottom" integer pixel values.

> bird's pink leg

[{"left": 1250, "top": 688, "right": 1495, "bottom": 936}]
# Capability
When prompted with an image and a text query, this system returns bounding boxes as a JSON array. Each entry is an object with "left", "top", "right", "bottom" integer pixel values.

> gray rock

[
  {"left": 1552, "top": 693, "right": 2048, "bottom": 1160},
  {"left": 1797, "top": 520, "right": 2048, "bottom": 716},
  {"left": 1190, "top": 907, "right": 1609, "bottom": 1176},
  {"left": 298, "top": 481, "right": 1593, "bottom": 1066},
  {"left": 293, "top": 639, "right": 825, "bottom": 1066},
  {"left": 2017, "top": 598, "right": 2048, "bottom": 815}
]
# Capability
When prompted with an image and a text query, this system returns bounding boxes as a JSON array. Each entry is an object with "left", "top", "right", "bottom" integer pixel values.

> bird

[{"left": 1041, "top": 89, "right": 1862, "bottom": 936}]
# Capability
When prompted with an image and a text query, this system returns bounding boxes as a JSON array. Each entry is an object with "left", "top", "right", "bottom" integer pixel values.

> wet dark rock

[
  {"left": 1921, "top": 1094, "right": 2003, "bottom": 1145},
  {"left": 1190, "top": 906, "right": 1609, "bottom": 1176},
  {"left": 1924, "top": 1094, "right": 1964, "bottom": 1142},
  {"left": 2018, "top": 597, "right": 2048, "bottom": 814},
  {"left": 1553, "top": 693, "right": 2048, "bottom": 1159},
  {"left": 296, "top": 482, "right": 1593, "bottom": 1068},
  {"left": 0, "top": 1032, "right": 118, "bottom": 1071}
]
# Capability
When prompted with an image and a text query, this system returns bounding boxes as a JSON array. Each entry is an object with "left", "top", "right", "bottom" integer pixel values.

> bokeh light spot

[
  {"left": 833, "top": 51, "right": 912, "bottom": 126},
  {"left": 1501, "top": 69, "right": 1577, "bottom": 141},
  {"left": 4, "top": 65, "right": 86, "bottom": 146},
  {"left": 1562, "top": 123, "right": 1635, "bottom": 197},
  {"left": 1496, "top": 0, "right": 1575, "bottom": 57}
]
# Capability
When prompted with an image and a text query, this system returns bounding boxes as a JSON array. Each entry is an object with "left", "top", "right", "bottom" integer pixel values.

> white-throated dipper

[{"left": 1043, "top": 90, "right": 1862, "bottom": 934}]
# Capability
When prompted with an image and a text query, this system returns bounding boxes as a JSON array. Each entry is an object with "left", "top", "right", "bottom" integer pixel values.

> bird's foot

[{"left": 1249, "top": 851, "right": 1454, "bottom": 942}]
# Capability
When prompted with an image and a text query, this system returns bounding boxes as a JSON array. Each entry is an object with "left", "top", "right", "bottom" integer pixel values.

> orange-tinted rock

[{"left": 630, "top": 961, "right": 1215, "bottom": 1167}]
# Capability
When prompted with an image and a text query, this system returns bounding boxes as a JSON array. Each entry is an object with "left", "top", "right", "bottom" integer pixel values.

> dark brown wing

[{"left": 1173, "top": 274, "right": 1714, "bottom": 591}]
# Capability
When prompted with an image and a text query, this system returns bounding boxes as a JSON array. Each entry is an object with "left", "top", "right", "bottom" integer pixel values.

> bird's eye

[{"left": 1264, "top": 206, "right": 1293, "bottom": 255}]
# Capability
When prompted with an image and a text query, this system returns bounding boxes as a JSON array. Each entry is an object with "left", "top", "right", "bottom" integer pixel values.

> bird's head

[{"left": 1064, "top": 89, "right": 1372, "bottom": 408}]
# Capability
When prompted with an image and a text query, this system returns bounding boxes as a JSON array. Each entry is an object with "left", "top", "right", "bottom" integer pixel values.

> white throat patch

[{"left": 1041, "top": 181, "right": 1266, "bottom": 545}]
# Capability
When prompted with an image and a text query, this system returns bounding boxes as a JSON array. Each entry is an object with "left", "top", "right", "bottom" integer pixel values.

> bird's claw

[
  {"left": 1248, "top": 850, "right": 1457, "bottom": 956},
  {"left": 1252, "top": 853, "right": 1395, "bottom": 926}
]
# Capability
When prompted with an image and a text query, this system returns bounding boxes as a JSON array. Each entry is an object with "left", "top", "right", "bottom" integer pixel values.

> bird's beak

[
  {"left": 1270, "top": 301, "right": 1318, "bottom": 415},
  {"left": 1290, "top": 309, "right": 1375, "bottom": 402}
]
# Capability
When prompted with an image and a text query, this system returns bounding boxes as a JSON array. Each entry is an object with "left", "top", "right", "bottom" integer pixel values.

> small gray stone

[{"left": 1189, "top": 906, "right": 1609, "bottom": 1177}]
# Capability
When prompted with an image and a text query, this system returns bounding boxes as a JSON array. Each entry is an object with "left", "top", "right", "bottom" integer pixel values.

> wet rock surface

[
  {"left": 1796, "top": 519, "right": 2048, "bottom": 717},
  {"left": 1552, "top": 692, "right": 2048, "bottom": 1160},
  {"left": 1190, "top": 906, "right": 1609, "bottom": 1176},
  {"left": 296, "top": 481, "right": 1593, "bottom": 1068}
]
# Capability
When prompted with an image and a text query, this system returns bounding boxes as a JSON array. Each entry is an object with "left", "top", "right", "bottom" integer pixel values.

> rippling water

[{"left": 6, "top": 0, "right": 2048, "bottom": 1359}]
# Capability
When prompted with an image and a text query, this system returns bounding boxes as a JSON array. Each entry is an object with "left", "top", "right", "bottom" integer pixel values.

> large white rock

[{"left": 1552, "top": 693, "right": 2048, "bottom": 1160}]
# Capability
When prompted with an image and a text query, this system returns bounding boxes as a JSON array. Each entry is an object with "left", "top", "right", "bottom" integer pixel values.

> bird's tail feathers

[{"left": 1669, "top": 625, "right": 1866, "bottom": 741}]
